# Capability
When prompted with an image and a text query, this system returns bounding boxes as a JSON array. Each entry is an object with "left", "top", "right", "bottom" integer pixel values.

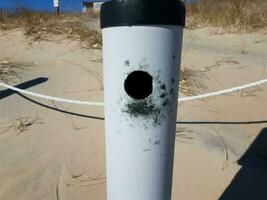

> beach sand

[{"left": 0, "top": 26, "right": 267, "bottom": 200}]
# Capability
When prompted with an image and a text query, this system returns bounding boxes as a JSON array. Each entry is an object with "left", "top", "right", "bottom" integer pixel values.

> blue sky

[
  {"left": 0, "top": 0, "right": 192, "bottom": 12},
  {"left": 0, "top": 0, "right": 104, "bottom": 12}
]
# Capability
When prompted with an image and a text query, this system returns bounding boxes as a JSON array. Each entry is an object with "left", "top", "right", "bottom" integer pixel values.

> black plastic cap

[{"left": 100, "top": 0, "right": 186, "bottom": 29}]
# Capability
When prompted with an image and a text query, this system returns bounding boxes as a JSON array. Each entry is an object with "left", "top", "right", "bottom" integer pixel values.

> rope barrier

[
  {"left": 178, "top": 78, "right": 267, "bottom": 102},
  {"left": 0, "top": 81, "right": 104, "bottom": 107},
  {"left": 1, "top": 78, "right": 267, "bottom": 106}
]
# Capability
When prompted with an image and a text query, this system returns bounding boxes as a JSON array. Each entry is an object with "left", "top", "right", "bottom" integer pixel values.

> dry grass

[
  {"left": 85, "top": 10, "right": 100, "bottom": 19},
  {"left": 1, "top": 9, "right": 204, "bottom": 96},
  {"left": 200, "top": 58, "right": 240, "bottom": 72},
  {"left": 176, "top": 127, "right": 194, "bottom": 143},
  {"left": 0, "top": 60, "right": 28, "bottom": 84},
  {"left": 186, "top": 0, "right": 267, "bottom": 32},
  {"left": 0, "top": 116, "right": 43, "bottom": 143},
  {"left": 179, "top": 68, "right": 207, "bottom": 96},
  {"left": 0, "top": 10, "right": 102, "bottom": 49},
  {"left": 212, "top": 127, "right": 229, "bottom": 170},
  {"left": 64, "top": 164, "right": 106, "bottom": 187},
  {"left": 13, "top": 117, "right": 43, "bottom": 133}
]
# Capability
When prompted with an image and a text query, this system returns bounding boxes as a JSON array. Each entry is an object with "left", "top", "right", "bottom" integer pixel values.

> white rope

[
  {"left": 0, "top": 81, "right": 104, "bottom": 107},
  {"left": 178, "top": 78, "right": 267, "bottom": 102},
  {"left": 1, "top": 78, "right": 267, "bottom": 106}
]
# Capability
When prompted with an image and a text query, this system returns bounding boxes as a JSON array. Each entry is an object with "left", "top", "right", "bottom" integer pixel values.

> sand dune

[{"left": 1, "top": 26, "right": 267, "bottom": 200}]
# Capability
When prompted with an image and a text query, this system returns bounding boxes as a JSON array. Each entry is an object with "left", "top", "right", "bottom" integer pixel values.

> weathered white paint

[{"left": 102, "top": 25, "right": 184, "bottom": 200}]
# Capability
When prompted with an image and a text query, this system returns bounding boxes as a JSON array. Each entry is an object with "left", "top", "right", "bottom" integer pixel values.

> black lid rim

[{"left": 100, "top": 0, "right": 186, "bottom": 29}]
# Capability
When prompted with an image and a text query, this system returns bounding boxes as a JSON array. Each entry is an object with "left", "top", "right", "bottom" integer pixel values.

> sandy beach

[{"left": 1, "top": 22, "right": 267, "bottom": 200}]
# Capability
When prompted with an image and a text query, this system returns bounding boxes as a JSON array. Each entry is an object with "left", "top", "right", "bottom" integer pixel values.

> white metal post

[
  {"left": 53, "top": 0, "right": 59, "bottom": 16},
  {"left": 101, "top": 1, "right": 186, "bottom": 200}
]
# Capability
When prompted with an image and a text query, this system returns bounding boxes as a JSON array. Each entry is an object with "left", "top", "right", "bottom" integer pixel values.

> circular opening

[{"left": 124, "top": 71, "right": 153, "bottom": 100}]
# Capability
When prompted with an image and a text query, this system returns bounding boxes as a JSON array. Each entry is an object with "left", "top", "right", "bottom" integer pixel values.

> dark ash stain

[
  {"left": 126, "top": 100, "right": 159, "bottom": 117},
  {"left": 160, "top": 83, "right": 167, "bottom": 99},
  {"left": 160, "top": 84, "right": 166, "bottom": 90},
  {"left": 162, "top": 98, "right": 169, "bottom": 107},
  {"left": 125, "top": 98, "right": 164, "bottom": 125},
  {"left": 143, "top": 148, "right": 152, "bottom": 152},
  {"left": 144, "top": 124, "right": 149, "bottom": 130},
  {"left": 124, "top": 60, "right": 130, "bottom": 66},
  {"left": 160, "top": 93, "right": 167, "bottom": 98},
  {"left": 123, "top": 72, "right": 174, "bottom": 126},
  {"left": 154, "top": 140, "right": 161, "bottom": 146}
]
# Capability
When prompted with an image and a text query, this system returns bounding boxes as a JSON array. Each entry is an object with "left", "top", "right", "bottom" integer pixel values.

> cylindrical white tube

[{"left": 101, "top": 1, "right": 186, "bottom": 200}]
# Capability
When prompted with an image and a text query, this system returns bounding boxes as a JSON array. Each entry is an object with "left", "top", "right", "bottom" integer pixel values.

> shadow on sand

[
  {"left": 18, "top": 93, "right": 105, "bottom": 120},
  {"left": 177, "top": 121, "right": 267, "bottom": 125},
  {"left": 0, "top": 78, "right": 104, "bottom": 120},
  {"left": 219, "top": 128, "right": 267, "bottom": 200},
  {"left": 0, "top": 77, "right": 48, "bottom": 100}
]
